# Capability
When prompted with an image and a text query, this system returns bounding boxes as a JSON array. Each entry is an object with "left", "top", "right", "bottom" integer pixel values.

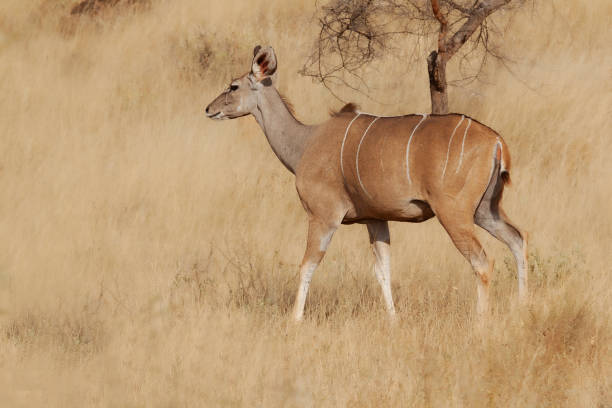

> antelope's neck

[{"left": 252, "top": 88, "right": 313, "bottom": 174}]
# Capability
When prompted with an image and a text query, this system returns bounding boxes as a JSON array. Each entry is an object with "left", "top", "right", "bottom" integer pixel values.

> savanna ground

[{"left": 1, "top": 0, "right": 611, "bottom": 406}]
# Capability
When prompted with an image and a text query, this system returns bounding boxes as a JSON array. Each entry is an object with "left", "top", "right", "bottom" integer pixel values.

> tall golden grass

[{"left": 1, "top": 0, "right": 610, "bottom": 406}]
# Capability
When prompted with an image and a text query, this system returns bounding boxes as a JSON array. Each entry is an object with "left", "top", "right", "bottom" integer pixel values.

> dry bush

[{"left": 70, "top": 0, "right": 151, "bottom": 16}]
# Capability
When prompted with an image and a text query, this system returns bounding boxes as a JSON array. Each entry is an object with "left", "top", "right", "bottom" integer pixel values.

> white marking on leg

[
  {"left": 319, "top": 229, "right": 334, "bottom": 252},
  {"left": 514, "top": 231, "right": 528, "bottom": 302},
  {"left": 340, "top": 113, "right": 361, "bottom": 180},
  {"left": 293, "top": 261, "right": 318, "bottom": 321},
  {"left": 518, "top": 258, "right": 528, "bottom": 300},
  {"left": 455, "top": 118, "right": 472, "bottom": 173},
  {"left": 368, "top": 222, "right": 396, "bottom": 316},
  {"left": 405, "top": 114, "right": 428, "bottom": 184},
  {"left": 441, "top": 115, "right": 464, "bottom": 181},
  {"left": 355, "top": 116, "right": 380, "bottom": 199},
  {"left": 374, "top": 244, "right": 396, "bottom": 315}
]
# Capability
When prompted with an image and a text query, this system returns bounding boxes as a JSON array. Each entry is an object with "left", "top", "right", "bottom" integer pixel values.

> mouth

[{"left": 206, "top": 111, "right": 227, "bottom": 120}]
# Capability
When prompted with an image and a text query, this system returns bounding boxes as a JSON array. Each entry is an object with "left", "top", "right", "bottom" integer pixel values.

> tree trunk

[
  {"left": 426, "top": 0, "right": 511, "bottom": 115},
  {"left": 427, "top": 50, "right": 449, "bottom": 115}
]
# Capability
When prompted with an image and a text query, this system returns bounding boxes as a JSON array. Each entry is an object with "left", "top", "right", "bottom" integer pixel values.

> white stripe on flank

[
  {"left": 356, "top": 116, "right": 380, "bottom": 198},
  {"left": 455, "top": 118, "right": 472, "bottom": 173},
  {"left": 405, "top": 114, "right": 428, "bottom": 184},
  {"left": 340, "top": 113, "right": 361, "bottom": 179},
  {"left": 441, "top": 115, "right": 465, "bottom": 181}
]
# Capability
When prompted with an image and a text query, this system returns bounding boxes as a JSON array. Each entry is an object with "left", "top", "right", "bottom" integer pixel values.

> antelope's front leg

[
  {"left": 292, "top": 218, "right": 337, "bottom": 322},
  {"left": 366, "top": 221, "right": 397, "bottom": 318}
]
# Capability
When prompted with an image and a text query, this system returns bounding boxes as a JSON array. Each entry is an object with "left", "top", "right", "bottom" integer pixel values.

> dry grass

[{"left": 1, "top": 0, "right": 611, "bottom": 406}]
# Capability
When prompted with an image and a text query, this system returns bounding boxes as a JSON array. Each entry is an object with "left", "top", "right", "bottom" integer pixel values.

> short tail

[{"left": 497, "top": 138, "right": 512, "bottom": 185}]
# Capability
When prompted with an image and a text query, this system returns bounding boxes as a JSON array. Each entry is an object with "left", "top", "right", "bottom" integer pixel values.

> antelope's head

[{"left": 205, "top": 45, "right": 277, "bottom": 120}]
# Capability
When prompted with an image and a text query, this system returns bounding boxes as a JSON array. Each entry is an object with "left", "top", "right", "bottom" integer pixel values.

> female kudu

[{"left": 205, "top": 45, "right": 528, "bottom": 321}]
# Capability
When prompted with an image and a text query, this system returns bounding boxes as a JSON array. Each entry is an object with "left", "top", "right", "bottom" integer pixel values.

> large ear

[{"left": 251, "top": 46, "right": 277, "bottom": 82}]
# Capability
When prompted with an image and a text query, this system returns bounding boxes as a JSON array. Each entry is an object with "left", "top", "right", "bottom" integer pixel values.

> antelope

[{"left": 205, "top": 45, "right": 528, "bottom": 321}]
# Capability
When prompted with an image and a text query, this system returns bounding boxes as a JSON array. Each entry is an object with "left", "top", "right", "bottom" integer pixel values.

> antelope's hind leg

[
  {"left": 292, "top": 217, "right": 338, "bottom": 322},
  {"left": 366, "top": 220, "right": 396, "bottom": 318},
  {"left": 436, "top": 211, "right": 493, "bottom": 315},
  {"left": 475, "top": 170, "right": 528, "bottom": 302}
]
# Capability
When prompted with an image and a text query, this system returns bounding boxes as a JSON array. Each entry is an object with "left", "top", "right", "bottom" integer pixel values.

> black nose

[{"left": 205, "top": 105, "right": 210, "bottom": 114}]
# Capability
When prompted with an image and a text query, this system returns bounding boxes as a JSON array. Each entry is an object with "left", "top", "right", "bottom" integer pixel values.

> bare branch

[
  {"left": 442, "top": 0, "right": 512, "bottom": 58},
  {"left": 441, "top": 0, "right": 473, "bottom": 15},
  {"left": 302, "top": 0, "right": 526, "bottom": 104},
  {"left": 430, "top": 0, "right": 448, "bottom": 52}
]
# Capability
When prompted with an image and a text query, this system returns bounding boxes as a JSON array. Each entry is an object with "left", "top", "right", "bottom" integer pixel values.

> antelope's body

[
  {"left": 206, "top": 46, "right": 528, "bottom": 321},
  {"left": 300, "top": 112, "right": 510, "bottom": 225}
]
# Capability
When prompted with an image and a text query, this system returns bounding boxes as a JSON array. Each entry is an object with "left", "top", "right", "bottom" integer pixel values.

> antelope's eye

[{"left": 230, "top": 84, "right": 239, "bottom": 91}]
